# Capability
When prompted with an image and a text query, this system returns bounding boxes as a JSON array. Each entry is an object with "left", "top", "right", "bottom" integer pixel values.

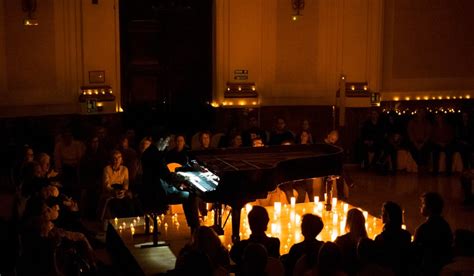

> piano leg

[
  {"left": 211, "top": 203, "right": 225, "bottom": 236},
  {"left": 231, "top": 202, "right": 244, "bottom": 242}
]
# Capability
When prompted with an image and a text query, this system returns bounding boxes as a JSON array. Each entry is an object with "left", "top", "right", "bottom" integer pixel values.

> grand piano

[{"left": 176, "top": 143, "right": 344, "bottom": 241}]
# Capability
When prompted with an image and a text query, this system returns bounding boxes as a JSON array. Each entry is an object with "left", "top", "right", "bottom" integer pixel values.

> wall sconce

[
  {"left": 22, "top": 0, "right": 39, "bottom": 26},
  {"left": 291, "top": 0, "right": 305, "bottom": 21}
]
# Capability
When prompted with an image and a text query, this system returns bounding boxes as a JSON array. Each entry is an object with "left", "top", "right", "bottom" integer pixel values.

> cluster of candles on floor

[
  {"left": 114, "top": 213, "right": 183, "bottom": 237},
  {"left": 112, "top": 196, "right": 388, "bottom": 255},
  {"left": 201, "top": 196, "right": 386, "bottom": 255}
]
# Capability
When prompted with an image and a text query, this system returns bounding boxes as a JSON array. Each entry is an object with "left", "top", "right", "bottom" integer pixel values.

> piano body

[{"left": 177, "top": 143, "right": 344, "bottom": 241}]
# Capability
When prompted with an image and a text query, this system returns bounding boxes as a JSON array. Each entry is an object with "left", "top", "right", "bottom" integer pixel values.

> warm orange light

[
  {"left": 363, "top": 85, "right": 368, "bottom": 91},
  {"left": 446, "top": 96, "right": 450, "bottom": 99},
  {"left": 459, "top": 96, "right": 463, "bottom": 99},
  {"left": 238, "top": 87, "right": 242, "bottom": 91},
  {"left": 228, "top": 102, "right": 234, "bottom": 106},
  {"left": 405, "top": 97, "right": 410, "bottom": 101},
  {"left": 416, "top": 97, "right": 421, "bottom": 100},
  {"left": 252, "top": 101, "right": 257, "bottom": 105},
  {"left": 227, "top": 87, "right": 230, "bottom": 91},
  {"left": 438, "top": 96, "right": 442, "bottom": 100},
  {"left": 453, "top": 96, "right": 457, "bottom": 99},
  {"left": 393, "top": 97, "right": 399, "bottom": 101},
  {"left": 238, "top": 101, "right": 246, "bottom": 106},
  {"left": 423, "top": 96, "right": 429, "bottom": 100},
  {"left": 351, "top": 85, "right": 355, "bottom": 91},
  {"left": 251, "top": 86, "right": 256, "bottom": 91},
  {"left": 466, "top": 95, "right": 471, "bottom": 99},
  {"left": 211, "top": 102, "right": 219, "bottom": 108},
  {"left": 96, "top": 102, "right": 103, "bottom": 107}
]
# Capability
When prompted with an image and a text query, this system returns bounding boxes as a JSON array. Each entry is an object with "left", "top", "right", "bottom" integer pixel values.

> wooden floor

[{"left": 120, "top": 166, "right": 474, "bottom": 257}]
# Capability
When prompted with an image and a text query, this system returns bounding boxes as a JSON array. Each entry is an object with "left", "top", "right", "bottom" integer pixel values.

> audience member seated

[
  {"left": 455, "top": 111, "right": 473, "bottom": 169},
  {"left": 229, "top": 133, "right": 243, "bottom": 148},
  {"left": 230, "top": 206, "right": 280, "bottom": 269},
  {"left": 175, "top": 226, "right": 230, "bottom": 275},
  {"left": 283, "top": 214, "right": 324, "bottom": 276},
  {"left": 196, "top": 131, "right": 212, "bottom": 150},
  {"left": 360, "top": 109, "right": 385, "bottom": 170},
  {"left": 242, "top": 116, "right": 268, "bottom": 147},
  {"left": 460, "top": 169, "right": 474, "bottom": 205},
  {"left": 140, "top": 141, "right": 199, "bottom": 233},
  {"left": 20, "top": 198, "right": 96, "bottom": 276},
  {"left": 357, "top": 237, "right": 395, "bottom": 276},
  {"left": 440, "top": 229, "right": 474, "bottom": 276},
  {"left": 407, "top": 109, "right": 433, "bottom": 172},
  {"left": 36, "top": 153, "right": 59, "bottom": 181},
  {"left": 431, "top": 114, "right": 456, "bottom": 175},
  {"left": 374, "top": 201, "right": 412, "bottom": 275},
  {"left": 54, "top": 130, "right": 85, "bottom": 196},
  {"left": 335, "top": 208, "right": 368, "bottom": 275},
  {"left": 269, "top": 117, "right": 295, "bottom": 146},
  {"left": 413, "top": 192, "right": 453, "bottom": 275},
  {"left": 117, "top": 135, "right": 139, "bottom": 186},
  {"left": 300, "top": 119, "right": 314, "bottom": 144},
  {"left": 252, "top": 137, "right": 265, "bottom": 148},
  {"left": 80, "top": 136, "right": 108, "bottom": 218},
  {"left": 242, "top": 243, "right": 268, "bottom": 276},
  {"left": 308, "top": 242, "right": 347, "bottom": 276},
  {"left": 165, "top": 134, "right": 189, "bottom": 166},
  {"left": 297, "top": 130, "right": 312, "bottom": 145},
  {"left": 99, "top": 150, "right": 135, "bottom": 219}
]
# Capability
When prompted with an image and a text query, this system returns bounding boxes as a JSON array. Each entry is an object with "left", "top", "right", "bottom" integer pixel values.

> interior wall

[
  {"left": 0, "top": 0, "right": 120, "bottom": 117},
  {"left": 382, "top": 0, "right": 474, "bottom": 100},
  {"left": 214, "top": 0, "right": 384, "bottom": 106}
]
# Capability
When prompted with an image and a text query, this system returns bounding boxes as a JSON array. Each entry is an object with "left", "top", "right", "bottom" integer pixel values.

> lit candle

[
  {"left": 363, "top": 211, "right": 368, "bottom": 220},
  {"left": 274, "top": 202, "right": 282, "bottom": 214},
  {"left": 290, "top": 197, "right": 296, "bottom": 207},
  {"left": 271, "top": 223, "right": 277, "bottom": 234},
  {"left": 402, "top": 224, "right": 406, "bottom": 230},
  {"left": 340, "top": 222, "right": 345, "bottom": 233},
  {"left": 119, "top": 225, "right": 123, "bottom": 231},
  {"left": 314, "top": 196, "right": 319, "bottom": 203},
  {"left": 332, "top": 197, "right": 338, "bottom": 207},
  {"left": 290, "top": 211, "right": 296, "bottom": 222},
  {"left": 122, "top": 222, "right": 126, "bottom": 227},
  {"left": 137, "top": 216, "right": 141, "bottom": 222},
  {"left": 149, "top": 225, "right": 154, "bottom": 233},
  {"left": 131, "top": 227, "right": 135, "bottom": 235},
  {"left": 343, "top": 203, "right": 349, "bottom": 213},
  {"left": 114, "top": 217, "right": 118, "bottom": 225},
  {"left": 295, "top": 232, "right": 301, "bottom": 242},
  {"left": 324, "top": 193, "right": 327, "bottom": 201},
  {"left": 245, "top": 204, "right": 252, "bottom": 214},
  {"left": 333, "top": 213, "right": 338, "bottom": 225},
  {"left": 331, "top": 230, "right": 338, "bottom": 241},
  {"left": 295, "top": 214, "right": 301, "bottom": 225}
]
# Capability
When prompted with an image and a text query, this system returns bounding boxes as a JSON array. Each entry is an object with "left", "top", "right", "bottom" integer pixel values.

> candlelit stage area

[
  {"left": 104, "top": 168, "right": 474, "bottom": 275},
  {"left": 106, "top": 199, "right": 383, "bottom": 275}
]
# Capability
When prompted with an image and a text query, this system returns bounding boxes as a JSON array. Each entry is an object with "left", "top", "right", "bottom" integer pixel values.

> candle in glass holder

[
  {"left": 402, "top": 224, "right": 406, "bottom": 230},
  {"left": 290, "top": 197, "right": 296, "bottom": 207},
  {"left": 137, "top": 216, "right": 141, "bottom": 222}
]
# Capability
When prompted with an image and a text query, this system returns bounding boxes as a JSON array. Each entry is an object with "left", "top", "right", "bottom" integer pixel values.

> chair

[{"left": 265, "top": 257, "right": 285, "bottom": 276}]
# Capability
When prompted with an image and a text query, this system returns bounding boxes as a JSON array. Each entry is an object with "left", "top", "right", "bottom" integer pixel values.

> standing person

[
  {"left": 360, "top": 109, "right": 385, "bottom": 170},
  {"left": 455, "top": 111, "right": 473, "bottom": 169},
  {"left": 413, "top": 192, "right": 453, "bottom": 276},
  {"left": 407, "top": 109, "right": 433, "bottom": 172},
  {"left": 431, "top": 114, "right": 455, "bottom": 175}
]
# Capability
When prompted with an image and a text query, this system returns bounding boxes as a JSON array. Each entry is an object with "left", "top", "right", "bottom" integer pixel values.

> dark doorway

[{"left": 119, "top": 0, "right": 213, "bottom": 133}]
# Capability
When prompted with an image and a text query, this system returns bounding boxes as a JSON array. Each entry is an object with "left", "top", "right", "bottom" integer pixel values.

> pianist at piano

[{"left": 139, "top": 140, "right": 200, "bottom": 233}]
